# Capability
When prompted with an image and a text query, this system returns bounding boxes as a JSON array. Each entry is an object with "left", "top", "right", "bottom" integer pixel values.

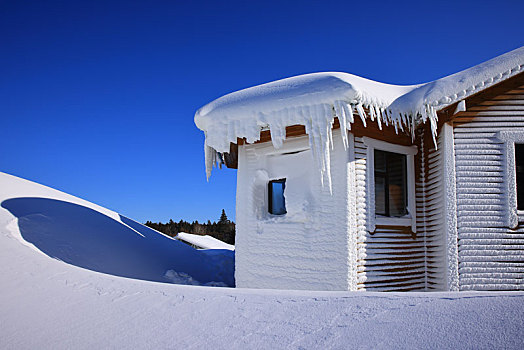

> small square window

[
  {"left": 268, "top": 179, "right": 286, "bottom": 215},
  {"left": 374, "top": 150, "right": 407, "bottom": 217},
  {"left": 516, "top": 144, "right": 524, "bottom": 210}
]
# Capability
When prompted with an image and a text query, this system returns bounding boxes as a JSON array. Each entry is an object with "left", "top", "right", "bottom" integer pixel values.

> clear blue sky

[{"left": 1, "top": 0, "right": 523, "bottom": 223}]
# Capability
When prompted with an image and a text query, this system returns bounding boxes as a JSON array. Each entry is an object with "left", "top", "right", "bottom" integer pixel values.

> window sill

[{"left": 376, "top": 216, "right": 412, "bottom": 227}]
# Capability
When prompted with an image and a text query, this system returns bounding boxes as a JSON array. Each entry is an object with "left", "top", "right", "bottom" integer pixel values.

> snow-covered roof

[
  {"left": 175, "top": 232, "right": 235, "bottom": 251},
  {"left": 391, "top": 46, "right": 524, "bottom": 117},
  {"left": 195, "top": 46, "right": 524, "bottom": 188},
  {"left": 195, "top": 72, "right": 420, "bottom": 152}
]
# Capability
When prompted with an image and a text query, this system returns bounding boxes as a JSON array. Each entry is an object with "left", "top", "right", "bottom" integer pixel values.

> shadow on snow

[{"left": 1, "top": 197, "right": 234, "bottom": 287}]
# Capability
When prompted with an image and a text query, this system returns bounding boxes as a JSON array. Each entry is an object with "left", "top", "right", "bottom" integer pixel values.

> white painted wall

[{"left": 235, "top": 134, "right": 351, "bottom": 291}]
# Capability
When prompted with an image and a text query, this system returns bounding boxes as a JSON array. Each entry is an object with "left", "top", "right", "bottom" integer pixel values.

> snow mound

[{"left": 0, "top": 172, "right": 234, "bottom": 287}]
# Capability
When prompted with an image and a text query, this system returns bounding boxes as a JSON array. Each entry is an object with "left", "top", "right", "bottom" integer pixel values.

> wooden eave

[{"left": 223, "top": 112, "right": 413, "bottom": 169}]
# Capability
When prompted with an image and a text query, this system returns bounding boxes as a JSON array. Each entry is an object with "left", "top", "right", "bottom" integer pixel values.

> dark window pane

[
  {"left": 374, "top": 149, "right": 408, "bottom": 217},
  {"left": 517, "top": 144, "right": 524, "bottom": 210},
  {"left": 374, "top": 150, "right": 386, "bottom": 172},
  {"left": 388, "top": 152, "right": 407, "bottom": 217},
  {"left": 268, "top": 179, "right": 286, "bottom": 215},
  {"left": 375, "top": 174, "right": 386, "bottom": 215}
]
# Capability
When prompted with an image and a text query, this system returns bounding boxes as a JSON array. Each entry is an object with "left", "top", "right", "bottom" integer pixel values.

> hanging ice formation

[
  {"left": 194, "top": 47, "right": 524, "bottom": 191},
  {"left": 198, "top": 97, "right": 433, "bottom": 193}
]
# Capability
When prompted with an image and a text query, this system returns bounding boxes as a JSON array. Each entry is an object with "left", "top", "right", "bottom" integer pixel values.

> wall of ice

[{"left": 234, "top": 135, "right": 351, "bottom": 290}]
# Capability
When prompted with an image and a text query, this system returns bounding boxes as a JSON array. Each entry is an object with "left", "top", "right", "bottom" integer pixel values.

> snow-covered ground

[{"left": 1, "top": 172, "right": 523, "bottom": 349}]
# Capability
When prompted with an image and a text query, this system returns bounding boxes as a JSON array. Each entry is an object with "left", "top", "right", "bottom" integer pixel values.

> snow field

[{"left": 0, "top": 172, "right": 523, "bottom": 349}]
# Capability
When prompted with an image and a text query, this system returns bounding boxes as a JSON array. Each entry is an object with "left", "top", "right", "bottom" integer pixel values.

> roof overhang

[{"left": 194, "top": 46, "right": 524, "bottom": 188}]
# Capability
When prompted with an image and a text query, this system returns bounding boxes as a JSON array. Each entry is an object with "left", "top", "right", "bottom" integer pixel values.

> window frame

[
  {"left": 362, "top": 137, "right": 418, "bottom": 233},
  {"left": 268, "top": 178, "right": 287, "bottom": 215},
  {"left": 497, "top": 131, "right": 524, "bottom": 228},
  {"left": 516, "top": 143, "right": 524, "bottom": 212}
]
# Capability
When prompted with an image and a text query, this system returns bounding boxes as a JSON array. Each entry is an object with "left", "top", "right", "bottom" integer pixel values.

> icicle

[
  {"left": 324, "top": 104, "right": 334, "bottom": 151},
  {"left": 368, "top": 104, "right": 376, "bottom": 121},
  {"left": 420, "top": 107, "right": 427, "bottom": 124},
  {"left": 320, "top": 104, "right": 333, "bottom": 193},
  {"left": 373, "top": 105, "right": 382, "bottom": 130},
  {"left": 333, "top": 101, "right": 345, "bottom": 149},
  {"left": 428, "top": 105, "right": 438, "bottom": 148},
  {"left": 399, "top": 113, "right": 408, "bottom": 126},
  {"left": 303, "top": 106, "right": 323, "bottom": 187},
  {"left": 204, "top": 135, "right": 218, "bottom": 181},
  {"left": 410, "top": 113, "right": 415, "bottom": 141},
  {"left": 356, "top": 103, "right": 367, "bottom": 127},
  {"left": 302, "top": 105, "right": 334, "bottom": 193},
  {"left": 342, "top": 103, "right": 354, "bottom": 127},
  {"left": 380, "top": 108, "right": 388, "bottom": 126},
  {"left": 334, "top": 101, "right": 349, "bottom": 149},
  {"left": 397, "top": 117, "right": 405, "bottom": 132},
  {"left": 387, "top": 110, "right": 392, "bottom": 126}
]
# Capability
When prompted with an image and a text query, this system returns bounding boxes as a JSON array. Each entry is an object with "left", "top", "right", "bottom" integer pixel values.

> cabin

[{"left": 195, "top": 46, "right": 524, "bottom": 292}]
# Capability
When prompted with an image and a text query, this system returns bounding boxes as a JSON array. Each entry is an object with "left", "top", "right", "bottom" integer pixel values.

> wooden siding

[
  {"left": 416, "top": 128, "right": 448, "bottom": 290},
  {"left": 354, "top": 136, "right": 427, "bottom": 291},
  {"left": 452, "top": 83, "right": 524, "bottom": 291}
]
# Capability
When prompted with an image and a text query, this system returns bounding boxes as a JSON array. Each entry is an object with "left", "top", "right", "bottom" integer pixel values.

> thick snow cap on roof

[
  {"left": 393, "top": 45, "right": 524, "bottom": 116},
  {"left": 195, "top": 72, "right": 419, "bottom": 149},
  {"left": 195, "top": 46, "right": 524, "bottom": 189}
]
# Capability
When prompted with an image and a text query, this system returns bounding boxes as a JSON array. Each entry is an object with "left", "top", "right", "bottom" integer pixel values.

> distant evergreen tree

[{"left": 219, "top": 209, "right": 229, "bottom": 224}]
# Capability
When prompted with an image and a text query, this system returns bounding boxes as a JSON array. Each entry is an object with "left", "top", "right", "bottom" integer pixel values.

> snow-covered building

[{"left": 195, "top": 46, "right": 524, "bottom": 292}]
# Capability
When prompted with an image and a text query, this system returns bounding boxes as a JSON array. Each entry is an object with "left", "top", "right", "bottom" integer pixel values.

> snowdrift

[
  {"left": 1, "top": 172, "right": 524, "bottom": 349},
  {"left": 0, "top": 172, "right": 234, "bottom": 287}
]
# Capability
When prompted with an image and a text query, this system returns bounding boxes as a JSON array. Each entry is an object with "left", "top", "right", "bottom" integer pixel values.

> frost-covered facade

[{"left": 195, "top": 46, "right": 524, "bottom": 291}]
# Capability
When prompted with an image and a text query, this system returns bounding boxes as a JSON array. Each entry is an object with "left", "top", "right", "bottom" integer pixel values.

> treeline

[{"left": 145, "top": 209, "right": 235, "bottom": 245}]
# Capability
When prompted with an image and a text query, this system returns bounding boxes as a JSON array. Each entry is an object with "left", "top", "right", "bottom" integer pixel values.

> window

[
  {"left": 517, "top": 144, "right": 524, "bottom": 211},
  {"left": 374, "top": 150, "right": 408, "bottom": 217},
  {"left": 268, "top": 179, "right": 286, "bottom": 215},
  {"left": 362, "top": 137, "right": 417, "bottom": 233},
  {"left": 497, "top": 131, "right": 524, "bottom": 228}
]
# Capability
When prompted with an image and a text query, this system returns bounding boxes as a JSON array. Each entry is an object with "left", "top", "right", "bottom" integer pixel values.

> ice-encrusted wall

[
  {"left": 353, "top": 137, "right": 428, "bottom": 291},
  {"left": 416, "top": 129, "right": 450, "bottom": 291},
  {"left": 234, "top": 131, "right": 436, "bottom": 291},
  {"left": 235, "top": 135, "right": 351, "bottom": 291},
  {"left": 453, "top": 84, "right": 524, "bottom": 291}
]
